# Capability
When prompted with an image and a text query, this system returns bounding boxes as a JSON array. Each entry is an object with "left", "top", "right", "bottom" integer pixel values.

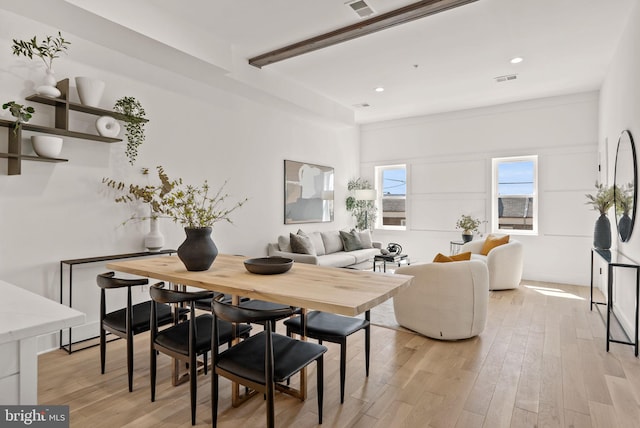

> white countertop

[{"left": 0, "top": 280, "right": 85, "bottom": 345}]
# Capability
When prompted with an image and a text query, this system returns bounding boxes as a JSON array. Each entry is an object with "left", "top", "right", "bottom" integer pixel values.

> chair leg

[
  {"left": 317, "top": 356, "right": 324, "bottom": 424},
  {"left": 339, "top": 339, "right": 347, "bottom": 404},
  {"left": 203, "top": 352, "right": 208, "bottom": 375},
  {"left": 190, "top": 354, "right": 197, "bottom": 425},
  {"left": 150, "top": 345, "right": 156, "bottom": 402},
  {"left": 99, "top": 325, "right": 106, "bottom": 375},
  {"left": 212, "top": 373, "right": 219, "bottom": 428},
  {"left": 365, "top": 324, "right": 370, "bottom": 377},
  {"left": 127, "top": 332, "right": 134, "bottom": 392}
]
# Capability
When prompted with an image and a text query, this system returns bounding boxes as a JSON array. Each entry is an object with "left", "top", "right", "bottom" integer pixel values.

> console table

[
  {"left": 59, "top": 249, "right": 175, "bottom": 353},
  {"left": 590, "top": 248, "right": 639, "bottom": 356}
]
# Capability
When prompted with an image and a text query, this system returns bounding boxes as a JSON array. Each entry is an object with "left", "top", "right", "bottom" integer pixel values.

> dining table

[{"left": 106, "top": 253, "right": 413, "bottom": 404}]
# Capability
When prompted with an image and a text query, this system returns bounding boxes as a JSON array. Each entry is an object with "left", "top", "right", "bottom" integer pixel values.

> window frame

[
  {"left": 374, "top": 164, "right": 407, "bottom": 231},
  {"left": 491, "top": 155, "right": 538, "bottom": 236}
]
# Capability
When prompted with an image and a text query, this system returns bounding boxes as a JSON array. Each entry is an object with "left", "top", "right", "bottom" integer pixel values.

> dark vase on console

[
  {"left": 462, "top": 233, "right": 473, "bottom": 243},
  {"left": 593, "top": 214, "right": 612, "bottom": 250},
  {"left": 618, "top": 213, "right": 632, "bottom": 242},
  {"left": 177, "top": 227, "right": 218, "bottom": 271}
]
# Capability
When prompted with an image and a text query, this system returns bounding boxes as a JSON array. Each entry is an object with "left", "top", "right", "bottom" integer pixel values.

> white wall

[
  {"left": 361, "top": 92, "right": 599, "bottom": 285},
  {"left": 599, "top": 0, "right": 640, "bottom": 341},
  {"left": 0, "top": 11, "right": 359, "bottom": 351}
]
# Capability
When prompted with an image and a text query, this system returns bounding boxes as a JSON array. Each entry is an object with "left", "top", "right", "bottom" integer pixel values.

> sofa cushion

[
  {"left": 317, "top": 252, "right": 357, "bottom": 268},
  {"left": 339, "top": 230, "right": 364, "bottom": 251},
  {"left": 277, "top": 235, "right": 291, "bottom": 252},
  {"left": 307, "top": 231, "right": 326, "bottom": 256},
  {"left": 433, "top": 252, "right": 472, "bottom": 263},
  {"left": 290, "top": 233, "right": 316, "bottom": 255},
  {"left": 481, "top": 234, "right": 510, "bottom": 255},
  {"left": 321, "top": 230, "right": 344, "bottom": 254},
  {"left": 350, "top": 248, "right": 380, "bottom": 264},
  {"left": 356, "top": 229, "right": 374, "bottom": 248}
]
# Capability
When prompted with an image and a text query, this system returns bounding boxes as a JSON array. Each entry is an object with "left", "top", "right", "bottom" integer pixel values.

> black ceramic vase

[
  {"left": 177, "top": 227, "right": 218, "bottom": 271},
  {"left": 462, "top": 233, "right": 473, "bottom": 243},
  {"left": 593, "top": 214, "right": 612, "bottom": 250},
  {"left": 618, "top": 213, "right": 632, "bottom": 242}
]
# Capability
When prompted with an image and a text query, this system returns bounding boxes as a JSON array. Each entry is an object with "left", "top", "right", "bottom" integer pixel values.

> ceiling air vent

[
  {"left": 353, "top": 102, "right": 371, "bottom": 108},
  {"left": 346, "top": 0, "right": 375, "bottom": 18},
  {"left": 494, "top": 74, "right": 518, "bottom": 83}
]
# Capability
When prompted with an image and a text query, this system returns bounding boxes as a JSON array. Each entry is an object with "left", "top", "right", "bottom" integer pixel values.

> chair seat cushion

[
  {"left": 284, "top": 311, "right": 369, "bottom": 339},
  {"left": 217, "top": 331, "right": 327, "bottom": 384},
  {"left": 156, "top": 314, "right": 250, "bottom": 356},
  {"left": 103, "top": 301, "right": 173, "bottom": 335}
]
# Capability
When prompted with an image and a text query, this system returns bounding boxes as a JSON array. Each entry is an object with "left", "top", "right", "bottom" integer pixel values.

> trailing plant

[
  {"left": 2, "top": 101, "right": 35, "bottom": 135},
  {"left": 346, "top": 177, "right": 377, "bottom": 231},
  {"left": 456, "top": 214, "right": 484, "bottom": 234},
  {"left": 11, "top": 31, "right": 70, "bottom": 70},
  {"left": 585, "top": 181, "right": 614, "bottom": 215},
  {"left": 113, "top": 97, "right": 146, "bottom": 165}
]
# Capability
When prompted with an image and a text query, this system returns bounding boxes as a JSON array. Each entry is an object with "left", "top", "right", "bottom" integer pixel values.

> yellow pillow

[
  {"left": 480, "top": 235, "right": 510, "bottom": 255},
  {"left": 432, "top": 252, "right": 472, "bottom": 263}
]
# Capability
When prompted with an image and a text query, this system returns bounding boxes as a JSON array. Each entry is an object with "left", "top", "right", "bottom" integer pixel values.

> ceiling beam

[{"left": 248, "top": 0, "right": 478, "bottom": 68}]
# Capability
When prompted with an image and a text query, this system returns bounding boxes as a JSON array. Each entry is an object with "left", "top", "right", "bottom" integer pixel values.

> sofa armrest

[
  {"left": 267, "top": 246, "right": 319, "bottom": 265},
  {"left": 372, "top": 241, "right": 382, "bottom": 249}
]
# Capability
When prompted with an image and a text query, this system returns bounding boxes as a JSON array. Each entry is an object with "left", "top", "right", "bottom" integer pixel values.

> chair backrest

[
  {"left": 212, "top": 295, "right": 296, "bottom": 325},
  {"left": 97, "top": 271, "right": 148, "bottom": 289}
]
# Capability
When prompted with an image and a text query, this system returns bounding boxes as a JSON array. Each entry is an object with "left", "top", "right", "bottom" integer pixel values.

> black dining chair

[
  {"left": 149, "top": 283, "right": 251, "bottom": 425},
  {"left": 97, "top": 271, "right": 176, "bottom": 392},
  {"left": 211, "top": 295, "right": 327, "bottom": 428},
  {"left": 284, "top": 310, "right": 370, "bottom": 403}
]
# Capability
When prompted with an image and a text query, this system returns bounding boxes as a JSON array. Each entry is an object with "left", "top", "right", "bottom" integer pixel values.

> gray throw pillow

[
  {"left": 277, "top": 235, "right": 291, "bottom": 252},
  {"left": 290, "top": 233, "right": 316, "bottom": 255},
  {"left": 339, "top": 230, "right": 363, "bottom": 252},
  {"left": 356, "top": 229, "right": 374, "bottom": 248}
]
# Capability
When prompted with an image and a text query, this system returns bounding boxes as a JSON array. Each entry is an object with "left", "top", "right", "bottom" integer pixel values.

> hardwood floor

[{"left": 38, "top": 281, "right": 640, "bottom": 427}]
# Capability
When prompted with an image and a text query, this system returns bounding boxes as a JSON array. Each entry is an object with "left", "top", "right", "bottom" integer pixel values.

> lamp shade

[{"left": 354, "top": 189, "right": 377, "bottom": 201}]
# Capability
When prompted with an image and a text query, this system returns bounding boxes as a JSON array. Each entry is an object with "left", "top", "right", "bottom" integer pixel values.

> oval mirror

[{"left": 614, "top": 130, "right": 637, "bottom": 242}]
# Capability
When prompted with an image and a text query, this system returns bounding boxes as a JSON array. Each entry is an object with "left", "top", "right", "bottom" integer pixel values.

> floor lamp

[{"left": 354, "top": 189, "right": 377, "bottom": 230}]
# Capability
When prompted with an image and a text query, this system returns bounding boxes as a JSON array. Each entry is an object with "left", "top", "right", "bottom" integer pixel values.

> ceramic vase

[
  {"left": 75, "top": 76, "right": 105, "bottom": 107},
  {"left": 177, "top": 227, "right": 218, "bottom": 271},
  {"left": 95, "top": 116, "right": 121, "bottom": 138},
  {"left": 594, "top": 214, "right": 611, "bottom": 250},
  {"left": 35, "top": 69, "right": 61, "bottom": 98},
  {"left": 144, "top": 217, "right": 164, "bottom": 251},
  {"left": 618, "top": 213, "right": 632, "bottom": 242},
  {"left": 31, "top": 135, "right": 63, "bottom": 158},
  {"left": 462, "top": 233, "right": 473, "bottom": 243}
]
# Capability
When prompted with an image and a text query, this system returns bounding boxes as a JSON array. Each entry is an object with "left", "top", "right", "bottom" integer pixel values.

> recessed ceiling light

[
  {"left": 375, "top": 87, "right": 384, "bottom": 92},
  {"left": 510, "top": 57, "right": 524, "bottom": 64}
]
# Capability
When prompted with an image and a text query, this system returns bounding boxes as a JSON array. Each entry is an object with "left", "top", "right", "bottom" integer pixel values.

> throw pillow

[
  {"left": 290, "top": 233, "right": 316, "bottom": 255},
  {"left": 432, "top": 252, "right": 472, "bottom": 263},
  {"left": 480, "top": 234, "right": 510, "bottom": 256},
  {"left": 339, "top": 230, "right": 364, "bottom": 252},
  {"left": 321, "top": 230, "right": 344, "bottom": 253},
  {"left": 356, "top": 229, "right": 374, "bottom": 248},
  {"left": 277, "top": 235, "right": 291, "bottom": 252}
]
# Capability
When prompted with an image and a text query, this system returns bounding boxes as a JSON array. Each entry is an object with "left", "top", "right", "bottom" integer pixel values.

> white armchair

[
  {"left": 460, "top": 236, "right": 523, "bottom": 290},
  {"left": 393, "top": 260, "right": 489, "bottom": 340}
]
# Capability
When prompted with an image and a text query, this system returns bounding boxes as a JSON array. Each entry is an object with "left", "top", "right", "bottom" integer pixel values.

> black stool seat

[
  {"left": 103, "top": 301, "right": 173, "bottom": 335},
  {"left": 284, "top": 311, "right": 369, "bottom": 339},
  {"left": 217, "top": 331, "right": 326, "bottom": 384},
  {"left": 284, "top": 310, "right": 370, "bottom": 404}
]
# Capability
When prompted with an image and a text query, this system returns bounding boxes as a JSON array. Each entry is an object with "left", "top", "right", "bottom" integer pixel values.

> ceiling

[{"left": 7, "top": 0, "right": 639, "bottom": 124}]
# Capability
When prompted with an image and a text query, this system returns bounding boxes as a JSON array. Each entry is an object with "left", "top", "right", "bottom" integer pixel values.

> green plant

[
  {"left": 585, "top": 181, "right": 614, "bottom": 215},
  {"left": 615, "top": 182, "right": 634, "bottom": 215},
  {"left": 346, "top": 177, "right": 377, "bottom": 231},
  {"left": 113, "top": 97, "right": 146, "bottom": 165},
  {"left": 456, "top": 214, "right": 483, "bottom": 234},
  {"left": 11, "top": 31, "right": 70, "bottom": 70},
  {"left": 2, "top": 101, "right": 35, "bottom": 135}
]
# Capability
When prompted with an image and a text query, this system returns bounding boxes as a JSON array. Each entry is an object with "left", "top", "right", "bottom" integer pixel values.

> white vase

[
  {"left": 31, "top": 135, "right": 63, "bottom": 158},
  {"left": 35, "top": 69, "right": 61, "bottom": 98},
  {"left": 75, "top": 76, "right": 105, "bottom": 107},
  {"left": 95, "top": 116, "right": 121, "bottom": 137},
  {"left": 145, "top": 217, "right": 164, "bottom": 251}
]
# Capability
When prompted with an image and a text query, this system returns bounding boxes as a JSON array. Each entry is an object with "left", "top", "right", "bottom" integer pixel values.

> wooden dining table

[{"left": 106, "top": 254, "right": 413, "bottom": 403}]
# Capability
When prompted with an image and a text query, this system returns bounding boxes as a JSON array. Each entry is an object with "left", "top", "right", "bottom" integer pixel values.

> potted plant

[
  {"left": 11, "top": 31, "right": 70, "bottom": 97},
  {"left": 586, "top": 181, "right": 614, "bottom": 249},
  {"left": 346, "top": 177, "right": 377, "bottom": 231},
  {"left": 2, "top": 101, "right": 35, "bottom": 135},
  {"left": 615, "top": 182, "right": 634, "bottom": 242},
  {"left": 113, "top": 97, "right": 146, "bottom": 165},
  {"left": 456, "top": 214, "right": 483, "bottom": 242}
]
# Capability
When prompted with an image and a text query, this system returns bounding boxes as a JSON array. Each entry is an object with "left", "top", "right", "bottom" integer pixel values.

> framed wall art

[{"left": 284, "top": 160, "right": 334, "bottom": 224}]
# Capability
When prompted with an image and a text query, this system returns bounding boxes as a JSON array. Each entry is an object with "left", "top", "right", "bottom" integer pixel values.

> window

[
  {"left": 492, "top": 156, "right": 538, "bottom": 234},
  {"left": 375, "top": 164, "right": 407, "bottom": 230}
]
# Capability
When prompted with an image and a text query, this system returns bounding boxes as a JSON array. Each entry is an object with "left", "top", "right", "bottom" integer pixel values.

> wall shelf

[{"left": 1, "top": 78, "right": 147, "bottom": 175}]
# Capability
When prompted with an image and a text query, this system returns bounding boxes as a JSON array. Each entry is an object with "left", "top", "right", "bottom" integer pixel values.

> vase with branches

[{"left": 585, "top": 181, "right": 614, "bottom": 249}]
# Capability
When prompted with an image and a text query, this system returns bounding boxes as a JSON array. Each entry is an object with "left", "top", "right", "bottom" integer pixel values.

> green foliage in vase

[
  {"left": 456, "top": 214, "right": 484, "bottom": 234},
  {"left": 2, "top": 101, "right": 35, "bottom": 135},
  {"left": 585, "top": 181, "right": 614, "bottom": 215},
  {"left": 11, "top": 31, "right": 70, "bottom": 70},
  {"left": 614, "top": 182, "right": 634, "bottom": 215},
  {"left": 346, "top": 177, "right": 377, "bottom": 231},
  {"left": 113, "top": 97, "right": 146, "bottom": 165}
]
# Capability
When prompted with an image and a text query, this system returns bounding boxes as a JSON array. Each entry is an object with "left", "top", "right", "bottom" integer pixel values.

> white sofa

[
  {"left": 267, "top": 230, "right": 382, "bottom": 269},
  {"left": 460, "top": 236, "right": 523, "bottom": 290},
  {"left": 393, "top": 260, "right": 489, "bottom": 340}
]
